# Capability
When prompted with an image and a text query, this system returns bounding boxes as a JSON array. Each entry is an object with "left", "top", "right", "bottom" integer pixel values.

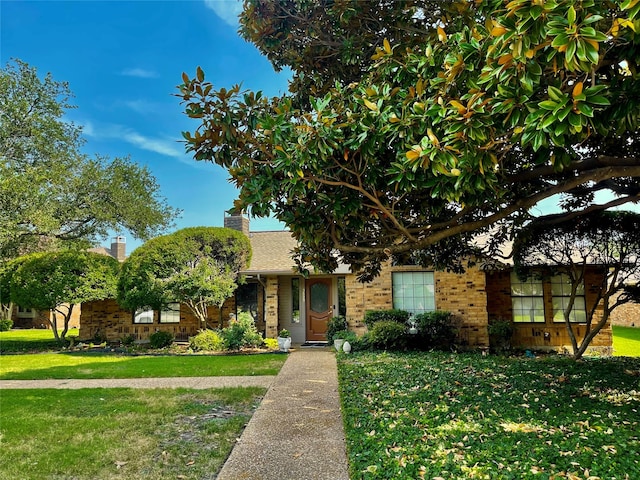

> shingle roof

[{"left": 244, "top": 230, "right": 298, "bottom": 274}]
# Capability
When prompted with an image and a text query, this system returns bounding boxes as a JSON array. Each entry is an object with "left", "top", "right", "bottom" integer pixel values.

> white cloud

[
  {"left": 120, "top": 67, "right": 159, "bottom": 78},
  {"left": 78, "top": 121, "right": 208, "bottom": 169},
  {"left": 204, "top": 0, "right": 242, "bottom": 27}
]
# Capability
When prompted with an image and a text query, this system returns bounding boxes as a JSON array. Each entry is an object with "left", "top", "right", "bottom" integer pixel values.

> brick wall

[
  {"left": 485, "top": 268, "right": 612, "bottom": 353},
  {"left": 345, "top": 263, "right": 489, "bottom": 348},
  {"left": 610, "top": 293, "right": 640, "bottom": 327},
  {"left": 79, "top": 298, "right": 237, "bottom": 343}
]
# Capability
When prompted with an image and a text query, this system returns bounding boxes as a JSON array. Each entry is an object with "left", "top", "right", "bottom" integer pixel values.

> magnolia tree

[
  {"left": 179, "top": 0, "right": 640, "bottom": 280},
  {"left": 513, "top": 211, "right": 640, "bottom": 360},
  {"left": 0, "top": 60, "right": 179, "bottom": 263},
  {"left": 117, "top": 227, "right": 252, "bottom": 328},
  {"left": 8, "top": 251, "right": 120, "bottom": 341}
]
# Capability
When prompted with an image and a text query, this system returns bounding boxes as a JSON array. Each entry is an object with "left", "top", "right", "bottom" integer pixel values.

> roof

[
  {"left": 244, "top": 231, "right": 298, "bottom": 274},
  {"left": 87, "top": 246, "right": 113, "bottom": 257}
]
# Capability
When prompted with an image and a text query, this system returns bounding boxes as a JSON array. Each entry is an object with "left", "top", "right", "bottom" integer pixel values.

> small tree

[
  {"left": 9, "top": 251, "right": 120, "bottom": 341},
  {"left": 513, "top": 211, "right": 640, "bottom": 360},
  {"left": 117, "top": 227, "right": 251, "bottom": 328}
]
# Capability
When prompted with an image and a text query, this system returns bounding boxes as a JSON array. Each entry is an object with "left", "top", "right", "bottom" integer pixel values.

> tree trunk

[
  {"left": 0, "top": 302, "right": 14, "bottom": 321},
  {"left": 47, "top": 311, "right": 60, "bottom": 341},
  {"left": 60, "top": 304, "right": 73, "bottom": 341}
]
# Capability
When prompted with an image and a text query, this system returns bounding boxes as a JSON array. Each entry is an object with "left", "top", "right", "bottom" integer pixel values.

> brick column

[{"left": 265, "top": 276, "right": 279, "bottom": 338}]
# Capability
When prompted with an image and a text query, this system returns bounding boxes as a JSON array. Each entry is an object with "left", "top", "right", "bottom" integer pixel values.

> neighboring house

[
  {"left": 9, "top": 237, "right": 127, "bottom": 329},
  {"left": 78, "top": 215, "right": 612, "bottom": 353}
]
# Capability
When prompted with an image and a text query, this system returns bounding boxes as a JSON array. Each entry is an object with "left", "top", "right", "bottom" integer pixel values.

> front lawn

[
  {"left": 338, "top": 352, "right": 640, "bottom": 479},
  {"left": 0, "top": 352, "right": 286, "bottom": 380},
  {"left": 0, "top": 328, "right": 80, "bottom": 353},
  {"left": 0, "top": 387, "right": 264, "bottom": 480},
  {"left": 613, "top": 325, "right": 640, "bottom": 357}
]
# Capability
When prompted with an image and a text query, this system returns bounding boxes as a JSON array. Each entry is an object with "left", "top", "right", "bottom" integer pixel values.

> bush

[
  {"left": 263, "top": 337, "right": 279, "bottom": 350},
  {"left": 120, "top": 334, "right": 136, "bottom": 347},
  {"left": 364, "top": 309, "right": 410, "bottom": 329},
  {"left": 221, "top": 313, "right": 263, "bottom": 350},
  {"left": 149, "top": 330, "right": 174, "bottom": 349},
  {"left": 326, "top": 315, "right": 348, "bottom": 343},
  {"left": 0, "top": 318, "right": 13, "bottom": 332},
  {"left": 368, "top": 320, "right": 407, "bottom": 350},
  {"left": 347, "top": 332, "right": 371, "bottom": 352},
  {"left": 488, "top": 318, "right": 514, "bottom": 353},
  {"left": 190, "top": 329, "right": 225, "bottom": 352},
  {"left": 413, "top": 310, "right": 456, "bottom": 350}
]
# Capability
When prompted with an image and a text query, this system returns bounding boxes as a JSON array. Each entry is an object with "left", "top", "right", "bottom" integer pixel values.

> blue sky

[{"left": 1, "top": 0, "right": 290, "bottom": 253}]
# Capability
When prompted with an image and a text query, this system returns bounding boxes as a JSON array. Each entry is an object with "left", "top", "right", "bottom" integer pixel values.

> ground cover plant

[
  {"left": 613, "top": 325, "right": 640, "bottom": 357},
  {"left": 338, "top": 352, "right": 640, "bottom": 479},
  {"left": 0, "top": 387, "right": 263, "bottom": 480},
  {"left": 0, "top": 328, "right": 79, "bottom": 353},
  {"left": 0, "top": 352, "right": 285, "bottom": 380}
]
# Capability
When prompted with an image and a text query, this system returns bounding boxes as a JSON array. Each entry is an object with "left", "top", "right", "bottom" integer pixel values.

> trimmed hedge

[
  {"left": 364, "top": 309, "right": 410, "bottom": 329},
  {"left": 368, "top": 321, "right": 407, "bottom": 350}
]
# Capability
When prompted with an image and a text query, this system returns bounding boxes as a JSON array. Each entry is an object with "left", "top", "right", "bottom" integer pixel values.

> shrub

[
  {"left": 413, "top": 310, "right": 456, "bottom": 350},
  {"left": 326, "top": 315, "right": 348, "bottom": 343},
  {"left": 0, "top": 318, "right": 13, "bottom": 332},
  {"left": 190, "top": 329, "right": 225, "bottom": 352},
  {"left": 221, "top": 313, "right": 263, "bottom": 350},
  {"left": 364, "top": 309, "right": 410, "bottom": 329},
  {"left": 488, "top": 318, "right": 514, "bottom": 353},
  {"left": 236, "top": 312, "right": 263, "bottom": 347},
  {"left": 149, "top": 330, "right": 174, "bottom": 349},
  {"left": 263, "top": 337, "right": 279, "bottom": 350},
  {"left": 368, "top": 320, "right": 407, "bottom": 350},
  {"left": 346, "top": 331, "right": 371, "bottom": 352},
  {"left": 120, "top": 334, "right": 136, "bottom": 347},
  {"left": 278, "top": 329, "right": 290, "bottom": 338}
]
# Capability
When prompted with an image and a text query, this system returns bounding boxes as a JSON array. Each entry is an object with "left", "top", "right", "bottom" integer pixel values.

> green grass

[
  {"left": 0, "top": 352, "right": 286, "bottom": 380},
  {"left": 613, "top": 325, "right": 640, "bottom": 357},
  {"left": 338, "top": 352, "right": 640, "bottom": 479},
  {"left": 0, "top": 328, "right": 79, "bottom": 353},
  {"left": 0, "top": 387, "right": 264, "bottom": 480}
]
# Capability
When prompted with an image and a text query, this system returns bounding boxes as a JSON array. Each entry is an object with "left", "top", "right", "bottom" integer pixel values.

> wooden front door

[{"left": 306, "top": 278, "right": 332, "bottom": 341}]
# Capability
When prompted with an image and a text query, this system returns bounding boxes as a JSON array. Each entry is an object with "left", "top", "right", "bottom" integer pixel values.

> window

[
  {"left": 160, "top": 303, "right": 180, "bottom": 323},
  {"left": 392, "top": 272, "right": 435, "bottom": 315},
  {"left": 133, "top": 308, "right": 154, "bottom": 324},
  {"left": 551, "top": 274, "right": 587, "bottom": 323},
  {"left": 291, "top": 278, "right": 300, "bottom": 323},
  {"left": 236, "top": 282, "right": 258, "bottom": 320},
  {"left": 510, "top": 272, "right": 545, "bottom": 323},
  {"left": 337, "top": 276, "right": 346, "bottom": 317},
  {"left": 17, "top": 306, "right": 36, "bottom": 318}
]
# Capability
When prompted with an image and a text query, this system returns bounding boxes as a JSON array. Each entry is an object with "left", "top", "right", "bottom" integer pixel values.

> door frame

[{"left": 305, "top": 277, "right": 334, "bottom": 341}]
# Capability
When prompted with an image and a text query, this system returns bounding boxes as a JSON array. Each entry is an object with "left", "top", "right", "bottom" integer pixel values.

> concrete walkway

[
  {"left": 216, "top": 348, "right": 350, "bottom": 480},
  {"left": 1, "top": 348, "right": 351, "bottom": 480}
]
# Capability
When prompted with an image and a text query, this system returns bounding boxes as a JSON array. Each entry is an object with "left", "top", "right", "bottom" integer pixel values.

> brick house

[{"left": 79, "top": 215, "right": 613, "bottom": 353}]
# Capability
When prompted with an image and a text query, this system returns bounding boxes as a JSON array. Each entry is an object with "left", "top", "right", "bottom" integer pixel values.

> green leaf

[
  {"left": 588, "top": 95, "right": 610, "bottom": 106},
  {"left": 548, "top": 86, "right": 565, "bottom": 101},
  {"left": 539, "top": 114, "right": 557, "bottom": 130},
  {"left": 539, "top": 100, "right": 558, "bottom": 110},
  {"left": 578, "top": 103, "right": 594, "bottom": 117},
  {"left": 551, "top": 33, "right": 570, "bottom": 48}
]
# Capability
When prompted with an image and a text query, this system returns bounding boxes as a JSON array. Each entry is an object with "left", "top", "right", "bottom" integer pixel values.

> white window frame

[{"left": 392, "top": 272, "right": 436, "bottom": 315}]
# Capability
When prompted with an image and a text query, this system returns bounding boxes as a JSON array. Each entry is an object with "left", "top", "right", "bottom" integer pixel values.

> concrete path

[
  {"left": 0, "top": 376, "right": 275, "bottom": 390},
  {"left": 216, "top": 348, "right": 350, "bottom": 480},
  {"left": 0, "top": 348, "right": 351, "bottom": 480}
]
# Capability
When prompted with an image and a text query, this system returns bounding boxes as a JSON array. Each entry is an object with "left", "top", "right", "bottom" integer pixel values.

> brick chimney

[
  {"left": 110, "top": 236, "right": 126, "bottom": 261},
  {"left": 224, "top": 213, "right": 250, "bottom": 237}
]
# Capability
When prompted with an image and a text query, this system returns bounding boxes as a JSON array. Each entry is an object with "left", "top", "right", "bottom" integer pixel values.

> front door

[{"left": 306, "top": 278, "right": 332, "bottom": 341}]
